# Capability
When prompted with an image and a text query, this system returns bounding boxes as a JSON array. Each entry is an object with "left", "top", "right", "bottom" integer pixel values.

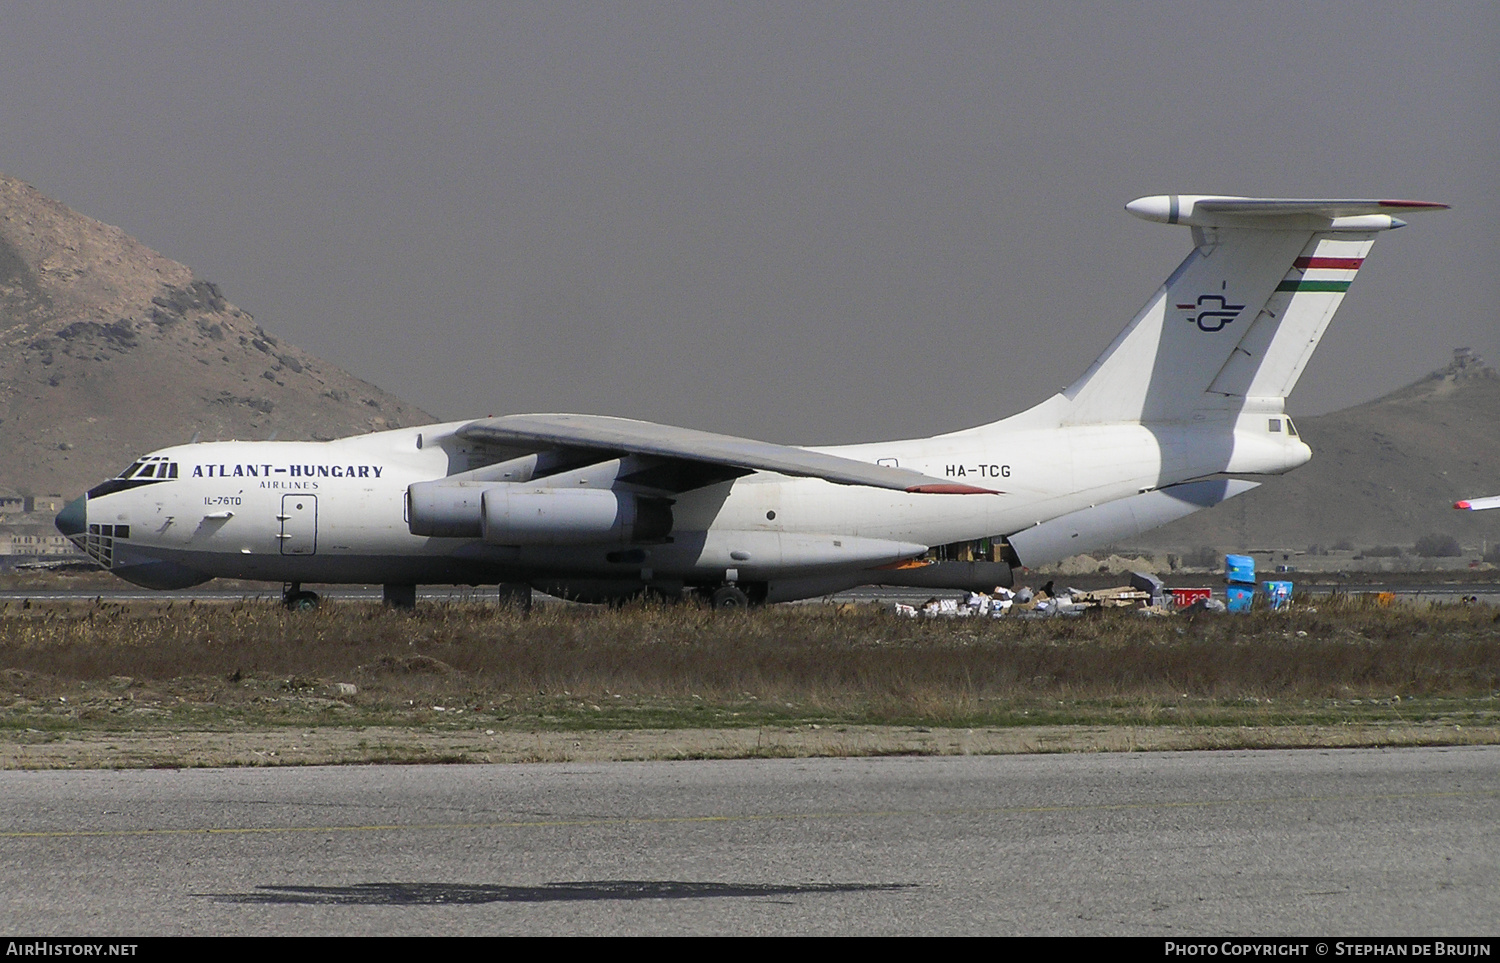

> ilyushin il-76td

[{"left": 57, "top": 195, "right": 1447, "bottom": 609}]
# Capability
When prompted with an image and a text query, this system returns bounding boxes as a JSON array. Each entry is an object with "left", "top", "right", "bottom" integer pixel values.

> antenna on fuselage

[{"left": 189, "top": 431, "right": 201, "bottom": 444}]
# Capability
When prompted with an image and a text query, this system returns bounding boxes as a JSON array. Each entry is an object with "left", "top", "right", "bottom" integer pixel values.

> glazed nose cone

[{"left": 55, "top": 496, "right": 87, "bottom": 537}]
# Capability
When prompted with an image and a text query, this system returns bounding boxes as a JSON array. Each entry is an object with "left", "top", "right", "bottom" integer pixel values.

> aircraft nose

[{"left": 55, "top": 496, "right": 87, "bottom": 537}]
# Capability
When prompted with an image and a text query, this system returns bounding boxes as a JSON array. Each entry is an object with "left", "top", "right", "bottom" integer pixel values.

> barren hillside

[
  {"left": 1134, "top": 350, "right": 1500, "bottom": 552},
  {"left": 0, "top": 173, "right": 433, "bottom": 499}
]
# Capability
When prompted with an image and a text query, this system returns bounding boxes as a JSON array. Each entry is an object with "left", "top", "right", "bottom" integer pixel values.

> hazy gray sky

[{"left": 2, "top": 2, "right": 1494, "bottom": 443}]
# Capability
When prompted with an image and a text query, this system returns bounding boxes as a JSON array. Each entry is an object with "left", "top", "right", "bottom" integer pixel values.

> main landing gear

[
  {"left": 708, "top": 578, "right": 769, "bottom": 610},
  {"left": 709, "top": 585, "right": 751, "bottom": 609},
  {"left": 383, "top": 583, "right": 417, "bottom": 610},
  {"left": 282, "top": 582, "right": 321, "bottom": 611},
  {"left": 497, "top": 582, "right": 533, "bottom": 614}
]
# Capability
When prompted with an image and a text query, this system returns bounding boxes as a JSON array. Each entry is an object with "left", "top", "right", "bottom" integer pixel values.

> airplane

[
  {"left": 55, "top": 194, "right": 1447, "bottom": 609},
  {"left": 1454, "top": 496, "right": 1500, "bottom": 511}
]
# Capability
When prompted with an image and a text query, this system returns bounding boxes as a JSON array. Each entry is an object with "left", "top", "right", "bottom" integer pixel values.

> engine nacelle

[
  {"left": 407, "top": 481, "right": 672, "bottom": 545},
  {"left": 481, "top": 487, "right": 673, "bottom": 546},
  {"left": 407, "top": 481, "right": 488, "bottom": 537}
]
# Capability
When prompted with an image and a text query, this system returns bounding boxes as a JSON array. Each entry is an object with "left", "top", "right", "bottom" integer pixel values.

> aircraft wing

[
  {"left": 1454, "top": 495, "right": 1500, "bottom": 511},
  {"left": 456, "top": 414, "right": 997, "bottom": 494}
]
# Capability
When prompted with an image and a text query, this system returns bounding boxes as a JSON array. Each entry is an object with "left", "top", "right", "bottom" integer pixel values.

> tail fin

[{"left": 1062, "top": 196, "right": 1447, "bottom": 426}]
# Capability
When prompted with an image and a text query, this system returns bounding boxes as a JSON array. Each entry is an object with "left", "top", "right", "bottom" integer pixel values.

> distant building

[
  {"left": 0, "top": 529, "right": 85, "bottom": 558},
  {"left": 25, "top": 495, "right": 65, "bottom": 514},
  {"left": 0, "top": 495, "right": 66, "bottom": 516},
  {"left": 1444, "top": 347, "right": 1497, "bottom": 380}
]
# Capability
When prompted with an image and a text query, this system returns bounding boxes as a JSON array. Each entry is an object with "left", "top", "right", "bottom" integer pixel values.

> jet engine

[
  {"left": 408, "top": 481, "right": 672, "bottom": 545},
  {"left": 407, "top": 481, "right": 488, "bottom": 537}
]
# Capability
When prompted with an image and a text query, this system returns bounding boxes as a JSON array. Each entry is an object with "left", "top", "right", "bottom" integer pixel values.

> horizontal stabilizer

[
  {"left": 1195, "top": 198, "right": 1448, "bottom": 216},
  {"left": 1127, "top": 195, "right": 1447, "bottom": 230},
  {"left": 1454, "top": 495, "right": 1500, "bottom": 511},
  {"left": 1006, "top": 479, "right": 1259, "bottom": 567}
]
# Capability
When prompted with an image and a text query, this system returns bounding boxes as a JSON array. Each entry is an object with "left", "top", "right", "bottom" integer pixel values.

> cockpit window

[
  {"left": 117, "top": 456, "right": 177, "bottom": 480},
  {"left": 1286, "top": 418, "right": 1299, "bottom": 437},
  {"left": 89, "top": 457, "right": 180, "bottom": 498}
]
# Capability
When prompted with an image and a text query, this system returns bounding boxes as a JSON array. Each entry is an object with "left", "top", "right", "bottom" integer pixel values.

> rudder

[{"left": 1206, "top": 233, "right": 1375, "bottom": 400}]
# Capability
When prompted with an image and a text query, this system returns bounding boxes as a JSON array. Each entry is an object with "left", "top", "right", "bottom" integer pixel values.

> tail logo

[{"left": 1176, "top": 294, "right": 1246, "bottom": 332}]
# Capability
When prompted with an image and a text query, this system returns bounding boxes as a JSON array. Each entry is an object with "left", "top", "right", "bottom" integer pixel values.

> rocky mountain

[
  {"left": 1133, "top": 349, "right": 1500, "bottom": 552},
  {"left": 0, "top": 173, "right": 434, "bottom": 500}
]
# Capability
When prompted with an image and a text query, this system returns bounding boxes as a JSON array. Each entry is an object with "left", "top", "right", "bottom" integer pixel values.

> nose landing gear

[{"left": 282, "top": 582, "right": 321, "bottom": 611}]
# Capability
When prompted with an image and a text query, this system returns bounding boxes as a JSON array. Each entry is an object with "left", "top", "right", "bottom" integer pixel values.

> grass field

[{"left": 2, "top": 594, "right": 1497, "bottom": 765}]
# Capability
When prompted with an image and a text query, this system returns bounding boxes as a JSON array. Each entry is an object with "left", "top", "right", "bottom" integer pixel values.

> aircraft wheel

[
  {"left": 284, "top": 590, "right": 321, "bottom": 611},
  {"left": 710, "top": 585, "right": 750, "bottom": 610},
  {"left": 382, "top": 583, "right": 417, "bottom": 610},
  {"left": 497, "top": 582, "right": 533, "bottom": 614}
]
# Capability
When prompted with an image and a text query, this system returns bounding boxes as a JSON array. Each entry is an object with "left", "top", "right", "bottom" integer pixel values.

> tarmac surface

[
  {"left": 2, "top": 746, "right": 1497, "bottom": 936},
  {"left": 4, "top": 580, "right": 1500, "bottom": 606}
]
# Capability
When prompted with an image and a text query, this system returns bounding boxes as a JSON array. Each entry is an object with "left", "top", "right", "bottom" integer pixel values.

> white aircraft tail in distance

[{"left": 57, "top": 195, "right": 1448, "bottom": 608}]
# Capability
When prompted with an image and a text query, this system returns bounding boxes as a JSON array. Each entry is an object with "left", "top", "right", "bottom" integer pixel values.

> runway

[
  {"left": 5, "top": 580, "right": 1500, "bottom": 606},
  {"left": 2, "top": 747, "right": 1496, "bottom": 935}
]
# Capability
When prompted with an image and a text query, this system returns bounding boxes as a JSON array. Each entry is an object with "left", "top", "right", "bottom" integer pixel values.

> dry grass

[{"left": 1, "top": 596, "right": 1497, "bottom": 732}]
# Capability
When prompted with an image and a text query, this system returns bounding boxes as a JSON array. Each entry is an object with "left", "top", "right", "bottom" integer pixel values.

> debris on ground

[{"left": 894, "top": 578, "right": 1224, "bottom": 618}]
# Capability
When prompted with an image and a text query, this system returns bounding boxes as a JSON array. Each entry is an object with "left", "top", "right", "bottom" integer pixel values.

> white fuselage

[{"left": 73, "top": 395, "right": 1309, "bottom": 598}]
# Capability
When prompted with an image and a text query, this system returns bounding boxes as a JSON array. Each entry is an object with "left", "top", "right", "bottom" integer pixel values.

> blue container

[
  {"left": 1263, "top": 580, "right": 1294, "bottom": 610},
  {"left": 1225, "top": 554, "right": 1256, "bottom": 585},
  {"left": 1226, "top": 584, "right": 1256, "bottom": 613}
]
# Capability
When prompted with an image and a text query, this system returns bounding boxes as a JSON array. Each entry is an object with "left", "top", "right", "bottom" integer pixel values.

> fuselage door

[{"left": 279, "top": 494, "right": 318, "bottom": 556}]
